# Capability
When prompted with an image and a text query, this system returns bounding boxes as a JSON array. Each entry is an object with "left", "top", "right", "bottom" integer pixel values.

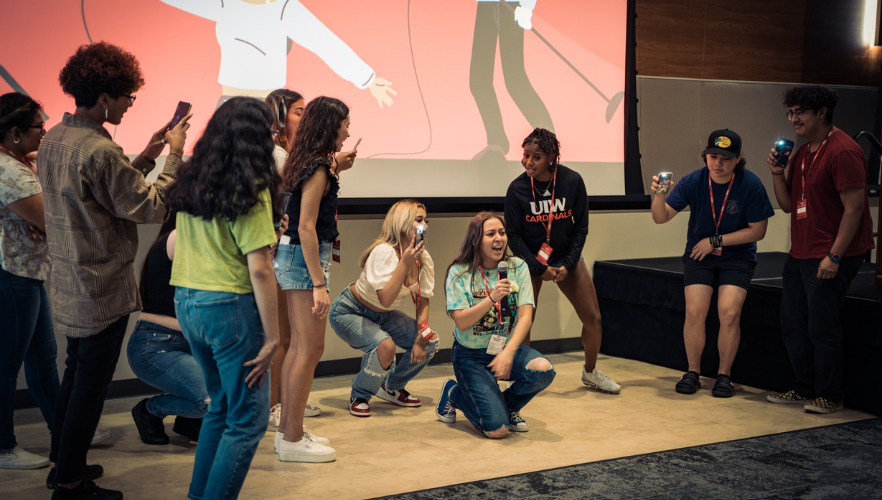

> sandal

[
  {"left": 675, "top": 371, "right": 701, "bottom": 394},
  {"left": 712, "top": 374, "right": 735, "bottom": 398}
]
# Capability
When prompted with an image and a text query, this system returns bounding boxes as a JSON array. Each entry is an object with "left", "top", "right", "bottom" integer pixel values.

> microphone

[
  {"left": 496, "top": 261, "right": 510, "bottom": 325},
  {"left": 497, "top": 261, "right": 508, "bottom": 281}
]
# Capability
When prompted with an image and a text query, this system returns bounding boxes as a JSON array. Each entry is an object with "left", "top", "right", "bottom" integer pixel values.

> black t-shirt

[
  {"left": 283, "top": 159, "right": 340, "bottom": 244},
  {"left": 504, "top": 165, "right": 589, "bottom": 276},
  {"left": 140, "top": 232, "right": 176, "bottom": 318}
]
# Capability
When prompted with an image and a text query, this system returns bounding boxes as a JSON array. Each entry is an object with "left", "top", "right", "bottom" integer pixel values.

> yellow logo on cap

[{"left": 715, "top": 136, "right": 732, "bottom": 148}]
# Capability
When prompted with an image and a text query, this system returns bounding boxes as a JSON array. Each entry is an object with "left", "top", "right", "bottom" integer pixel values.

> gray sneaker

[
  {"left": 582, "top": 367, "right": 621, "bottom": 394},
  {"left": 0, "top": 446, "right": 49, "bottom": 470}
]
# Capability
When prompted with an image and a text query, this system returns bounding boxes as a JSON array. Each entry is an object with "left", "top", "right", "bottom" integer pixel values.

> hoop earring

[
  {"left": 13, "top": 137, "right": 20, "bottom": 144},
  {"left": 104, "top": 107, "right": 108, "bottom": 120}
]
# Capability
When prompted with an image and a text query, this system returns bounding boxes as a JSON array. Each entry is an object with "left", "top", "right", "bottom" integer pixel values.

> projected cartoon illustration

[
  {"left": 159, "top": 0, "right": 396, "bottom": 107},
  {"left": 0, "top": 0, "right": 627, "bottom": 196}
]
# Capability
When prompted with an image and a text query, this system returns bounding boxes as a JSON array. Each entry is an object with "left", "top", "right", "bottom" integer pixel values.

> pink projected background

[{"left": 1, "top": 0, "right": 625, "bottom": 165}]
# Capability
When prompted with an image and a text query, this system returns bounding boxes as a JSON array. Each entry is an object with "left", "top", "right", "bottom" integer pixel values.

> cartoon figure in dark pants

[{"left": 470, "top": 0, "right": 553, "bottom": 161}]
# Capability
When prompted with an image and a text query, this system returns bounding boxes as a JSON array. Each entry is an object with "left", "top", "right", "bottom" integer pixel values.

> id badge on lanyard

[
  {"left": 708, "top": 173, "right": 734, "bottom": 257},
  {"left": 332, "top": 212, "right": 341, "bottom": 262},
  {"left": 797, "top": 127, "right": 836, "bottom": 222},
  {"left": 479, "top": 269, "right": 508, "bottom": 355},
  {"left": 531, "top": 171, "right": 557, "bottom": 266}
]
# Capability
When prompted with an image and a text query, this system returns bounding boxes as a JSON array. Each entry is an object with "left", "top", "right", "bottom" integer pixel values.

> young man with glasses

[{"left": 765, "top": 85, "right": 875, "bottom": 414}]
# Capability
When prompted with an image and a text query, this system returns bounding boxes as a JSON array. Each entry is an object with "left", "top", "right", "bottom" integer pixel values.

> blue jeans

[
  {"left": 0, "top": 266, "right": 59, "bottom": 450},
  {"left": 126, "top": 320, "right": 209, "bottom": 419},
  {"left": 450, "top": 340, "right": 555, "bottom": 435},
  {"left": 329, "top": 288, "right": 439, "bottom": 401},
  {"left": 175, "top": 288, "right": 270, "bottom": 500}
]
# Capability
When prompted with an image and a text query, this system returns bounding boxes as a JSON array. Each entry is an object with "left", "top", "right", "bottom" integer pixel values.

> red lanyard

[
  {"left": 0, "top": 143, "right": 36, "bottom": 174},
  {"left": 478, "top": 268, "right": 502, "bottom": 324},
  {"left": 800, "top": 127, "right": 836, "bottom": 201},
  {"left": 530, "top": 169, "right": 557, "bottom": 243},
  {"left": 708, "top": 171, "right": 734, "bottom": 235}
]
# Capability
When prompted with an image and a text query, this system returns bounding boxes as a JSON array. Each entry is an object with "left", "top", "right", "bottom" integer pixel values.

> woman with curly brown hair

[
  {"left": 273, "top": 96, "right": 352, "bottom": 463},
  {"left": 37, "top": 41, "right": 190, "bottom": 499}
]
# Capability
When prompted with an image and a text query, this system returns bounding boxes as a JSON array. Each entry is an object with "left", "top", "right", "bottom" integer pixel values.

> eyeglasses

[
  {"left": 786, "top": 108, "right": 810, "bottom": 121},
  {"left": 121, "top": 94, "right": 137, "bottom": 105},
  {"left": 27, "top": 123, "right": 46, "bottom": 133}
]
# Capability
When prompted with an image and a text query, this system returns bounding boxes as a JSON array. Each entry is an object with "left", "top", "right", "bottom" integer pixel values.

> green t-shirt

[
  {"left": 445, "top": 257, "right": 534, "bottom": 349},
  {"left": 170, "top": 189, "right": 276, "bottom": 294}
]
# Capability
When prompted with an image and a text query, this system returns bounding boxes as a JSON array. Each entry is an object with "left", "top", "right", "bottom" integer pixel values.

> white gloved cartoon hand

[{"left": 514, "top": 6, "right": 533, "bottom": 30}]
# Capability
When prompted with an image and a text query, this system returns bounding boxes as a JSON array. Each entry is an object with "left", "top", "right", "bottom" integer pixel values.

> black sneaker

[
  {"left": 172, "top": 416, "right": 202, "bottom": 442},
  {"left": 46, "top": 464, "right": 104, "bottom": 489},
  {"left": 131, "top": 399, "right": 169, "bottom": 445},
  {"left": 51, "top": 479, "right": 122, "bottom": 500}
]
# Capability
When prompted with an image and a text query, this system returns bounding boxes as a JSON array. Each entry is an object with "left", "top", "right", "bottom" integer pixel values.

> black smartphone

[
  {"left": 774, "top": 138, "right": 795, "bottom": 167},
  {"left": 168, "top": 101, "right": 191, "bottom": 130},
  {"left": 274, "top": 193, "right": 292, "bottom": 231}
]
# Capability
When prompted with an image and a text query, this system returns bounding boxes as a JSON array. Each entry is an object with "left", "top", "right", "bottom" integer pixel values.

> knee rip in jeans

[
  {"left": 364, "top": 349, "right": 392, "bottom": 378},
  {"left": 484, "top": 427, "right": 509, "bottom": 439},
  {"left": 526, "top": 357, "right": 553, "bottom": 372},
  {"left": 195, "top": 397, "right": 210, "bottom": 415}
]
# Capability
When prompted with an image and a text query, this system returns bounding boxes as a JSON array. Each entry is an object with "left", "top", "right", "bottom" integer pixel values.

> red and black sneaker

[
  {"left": 349, "top": 398, "right": 371, "bottom": 417},
  {"left": 376, "top": 385, "right": 421, "bottom": 407}
]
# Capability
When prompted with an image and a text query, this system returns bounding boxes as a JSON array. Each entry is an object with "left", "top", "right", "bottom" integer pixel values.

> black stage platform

[{"left": 594, "top": 252, "right": 882, "bottom": 416}]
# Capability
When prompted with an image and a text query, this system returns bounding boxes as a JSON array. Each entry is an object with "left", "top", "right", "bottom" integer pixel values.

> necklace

[{"left": 532, "top": 178, "right": 552, "bottom": 197}]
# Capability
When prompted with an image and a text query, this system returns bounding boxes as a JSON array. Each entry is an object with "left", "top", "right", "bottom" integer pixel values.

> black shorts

[{"left": 682, "top": 254, "right": 757, "bottom": 290}]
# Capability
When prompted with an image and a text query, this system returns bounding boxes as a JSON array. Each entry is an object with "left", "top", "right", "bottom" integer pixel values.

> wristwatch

[{"left": 827, "top": 252, "right": 841, "bottom": 264}]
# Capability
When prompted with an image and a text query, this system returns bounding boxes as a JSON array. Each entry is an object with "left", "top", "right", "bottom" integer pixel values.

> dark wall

[{"left": 635, "top": 0, "right": 881, "bottom": 86}]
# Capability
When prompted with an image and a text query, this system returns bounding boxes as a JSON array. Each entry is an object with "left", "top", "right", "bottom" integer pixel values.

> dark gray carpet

[{"left": 377, "top": 418, "right": 882, "bottom": 500}]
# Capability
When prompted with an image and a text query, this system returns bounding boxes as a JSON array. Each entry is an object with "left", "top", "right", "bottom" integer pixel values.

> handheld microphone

[{"left": 497, "top": 261, "right": 508, "bottom": 281}]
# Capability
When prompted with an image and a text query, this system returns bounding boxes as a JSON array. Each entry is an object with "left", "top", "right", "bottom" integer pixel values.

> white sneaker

[
  {"left": 582, "top": 367, "right": 621, "bottom": 394},
  {"left": 509, "top": 411, "right": 529, "bottom": 432},
  {"left": 269, "top": 404, "right": 281, "bottom": 427},
  {"left": 0, "top": 446, "right": 50, "bottom": 470},
  {"left": 275, "top": 428, "right": 330, "bottom": 454},
  {"left": 304, "top": 404, "right": 321, "bottom": 417},
  {"left": 278, "top": 436, "right": 335, "bottom": 463},
  {"left": 302, "top": 427, "right": 329, "bottom": 446},
  {"left": 91, "top": 428, "right": 111, "bottom": 446}
]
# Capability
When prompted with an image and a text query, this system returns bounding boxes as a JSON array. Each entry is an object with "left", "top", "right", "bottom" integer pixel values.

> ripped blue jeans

[
  {"left": 329, "top": 288, "right": 439, "bottom": 402},
  {"left": 450, "top": 340, "right": 555, "bottom": 435}
]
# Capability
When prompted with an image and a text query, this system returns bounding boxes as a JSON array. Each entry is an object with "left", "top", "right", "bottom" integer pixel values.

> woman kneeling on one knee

[
  {"left": 329, "top": 199, "right": 439, "bottom": 417},
  {"left": 435, "top": 212, "right": 556, "bottom": 438}
]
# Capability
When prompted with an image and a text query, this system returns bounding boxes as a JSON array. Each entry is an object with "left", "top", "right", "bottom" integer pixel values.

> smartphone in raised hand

[
  {"left": 168, "top": 101, "right": 191, "bottom": 130},
  {"left": 774, "top": 138, "right": 795, "bottom": 167}
]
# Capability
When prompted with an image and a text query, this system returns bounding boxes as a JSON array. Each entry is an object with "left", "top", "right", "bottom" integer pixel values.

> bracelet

[
  {"left": 771, "top": 172, "right": 784, "bottom": 176},
  {"left": 313, "top": 282, "right": 326, "bottom": 288}
]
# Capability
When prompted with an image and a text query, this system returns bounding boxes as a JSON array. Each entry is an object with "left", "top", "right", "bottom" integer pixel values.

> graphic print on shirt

[
  {"left": 525, "top": 197, "right": 572, "bottom": 223},
  {"left": 470, "top": 280, "right": 520, "bottom": 337}
]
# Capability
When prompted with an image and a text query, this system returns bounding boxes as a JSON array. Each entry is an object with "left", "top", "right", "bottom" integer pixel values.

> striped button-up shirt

[{"left": 37, "top": 113, "right": 180, "bottom": 338}]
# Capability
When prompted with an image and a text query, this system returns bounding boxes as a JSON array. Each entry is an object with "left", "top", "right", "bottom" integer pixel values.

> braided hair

[{"left": 521, "top": 128, "right": 561, "bottom": 170}]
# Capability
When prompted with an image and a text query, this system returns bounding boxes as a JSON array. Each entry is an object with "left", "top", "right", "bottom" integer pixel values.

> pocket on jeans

[
  {"left": 194, "top": 297, "right": 241, "bottom": 348},
  {"left": 273, "top": 245, "right": 295, "bottom": 275}
]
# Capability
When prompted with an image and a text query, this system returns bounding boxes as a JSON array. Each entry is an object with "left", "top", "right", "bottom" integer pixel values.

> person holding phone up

[
  {"left": 329, "top": 200, "right": 439, "bottom": 418},
  {"left": 435, "top": 212, "right": 555, "bottom": 439},
  {"left": 651, "top": 129, "right": 774, "bottom": 398}
]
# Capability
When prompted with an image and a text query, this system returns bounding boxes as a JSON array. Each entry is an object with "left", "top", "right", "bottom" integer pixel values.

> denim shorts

[{"left": 273, "top": 241, "right": 331, "bottom": 290}]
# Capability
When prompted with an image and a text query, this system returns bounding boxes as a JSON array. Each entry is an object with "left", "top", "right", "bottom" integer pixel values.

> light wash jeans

[
  {"left": 175, "top": 288, "right": 270, "bottom": 500},
  {"left": 329, "top": 287, "right": 439, "bottom": 401},
  {"left": 126, "top": 320, "right": 209, "bottom": 419},
  {"left": 450, "top": 340, "right": 555, "bottom": 435},
  {"left": 0, "top": 266, "right": 59, "bottom": 450}
]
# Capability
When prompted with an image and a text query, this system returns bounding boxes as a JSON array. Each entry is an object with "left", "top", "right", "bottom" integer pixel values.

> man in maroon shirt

[{"left": 765, "top": 85, "right": 875, "bottom": 414}]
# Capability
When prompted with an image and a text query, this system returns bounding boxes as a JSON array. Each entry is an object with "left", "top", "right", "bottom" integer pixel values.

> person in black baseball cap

[{"left": 651, "top": 127, "right": 775, "bottom": 399}]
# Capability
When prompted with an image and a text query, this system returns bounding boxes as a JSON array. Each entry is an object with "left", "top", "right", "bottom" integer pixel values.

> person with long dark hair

[
  {"left": 274, "top": 96, "right": 352, "bottom": 463},
  {"left": 126, "top": 213, "right": 208, "bottom": 445},
  {"left": 0, "top": 92, "right": 59, "bottom": 471},
  {"left": 652, "top": 129, "right": 774, "bottom": 397},
  {"left": 435, "top": 212, "right": 555, "bottom": 439},
  {"left": 504, "top": 128, "right": 620, "bottom": 394},
  {"left": 329, "top": 200, "right": 439, "bottom": 418},
  {"left": 166, "top": 97, "right": 280, "bottom": 500},
  {"left": 38, "top": 42, "right": 189, "bottom": 499}
]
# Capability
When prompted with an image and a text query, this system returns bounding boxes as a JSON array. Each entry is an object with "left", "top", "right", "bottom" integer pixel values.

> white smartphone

[{"left": 353, "top": 134, "right": 363, "bottom": 150}]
